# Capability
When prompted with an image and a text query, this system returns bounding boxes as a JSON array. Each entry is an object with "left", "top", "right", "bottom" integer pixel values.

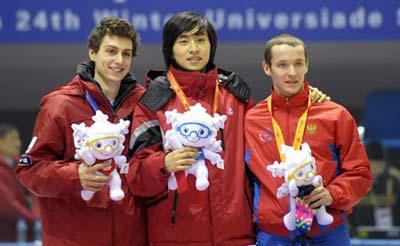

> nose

[
  {"left": 189, "top": 131, "right": 199, "bottom": 141},
  {"left": 188, "top": 40, "right": 199, "bottom": 53},
  {"left": 288, "top": 64, "right": 296, "bottom": 76},
  {"left": 115, "top": 53, "right": 123, "bottom": 63},
  {"left": 104, "top": 145, "right": 113, "bottom": 154}
]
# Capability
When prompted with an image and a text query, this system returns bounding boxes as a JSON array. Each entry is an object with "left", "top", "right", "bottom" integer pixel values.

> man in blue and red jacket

[{"left": 245, "top": 34, "right": 372, "bottom": 246}]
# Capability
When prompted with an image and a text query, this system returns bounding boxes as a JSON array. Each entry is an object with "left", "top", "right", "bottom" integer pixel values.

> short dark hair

[
  {"left": 0, "top": 124, "right": 17, "bottom": 138},
  {"left": 162, "top": 12, "right": 217, "bottom": 69},
  {"left": 264, "top": 34, "right": 308, "bottom": 65},
  {"left": 88, "top": 17, "right": 140, "bottom": 56}
]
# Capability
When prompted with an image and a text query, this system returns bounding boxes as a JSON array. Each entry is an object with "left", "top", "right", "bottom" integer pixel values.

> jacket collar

[
  {"left": 168, "top": 66, "right": 218, "bottom": 97},
  {"left": 76, "top": 61, "right": 138, "bottom": 108},
  {"left": 42, "top": 61, "right": 138, "bottom": 110},
  {"left": 271, "top": 81, "right": 310, "bottom": 109}
]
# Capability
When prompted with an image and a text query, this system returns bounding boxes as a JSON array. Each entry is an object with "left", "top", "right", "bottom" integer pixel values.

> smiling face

[
  {"left": 263, "top": 44, "right": 308, "bottom": 98},
  {"left": 89, "top": 34, "right": 133, "bottom": 85},
  {"left": 172, "top": 27, "right": 211, "bottom": 72}
]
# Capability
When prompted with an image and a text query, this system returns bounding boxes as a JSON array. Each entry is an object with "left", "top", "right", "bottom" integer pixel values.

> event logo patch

[{"left": 259, "top": 128, "right": 274, "bottom": 143}]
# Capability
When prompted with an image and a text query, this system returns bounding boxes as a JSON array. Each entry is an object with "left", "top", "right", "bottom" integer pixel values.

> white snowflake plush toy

[
  {"left": 266, "top": 143, "right": 333, "bottom": 232},
  {"left": 71, "top": 110, "right": 130, "bottom": 201},
  {"left": 164, "top": 103, "right": 227, "bottom": 191}
]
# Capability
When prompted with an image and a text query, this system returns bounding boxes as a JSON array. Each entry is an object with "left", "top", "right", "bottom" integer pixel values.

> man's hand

[
  {"left": 302, "top": 186, "right": 333, "bottom": 209},
  {"left": 78, "top": 162, "right": 111, "bottom": 191},
  {"left": 164, "top": 147, "right": 198, "bottom": 173},
  {"left": 309, "top": 86, "right": 331, "bottom": 103}
]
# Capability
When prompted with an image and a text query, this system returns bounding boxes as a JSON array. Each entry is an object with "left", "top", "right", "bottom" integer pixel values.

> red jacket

[
  {"left": 245, "top": 83, "right": 372, "bottom": 237},
  {"left": 0, "top": 155, "right": 38, "bottom": 242},
  {"left": 127, "top": 66, "right": 255, "bottom": 245},
  {"left": 16, "top": 61, "right": 147, "bottom": 246}
]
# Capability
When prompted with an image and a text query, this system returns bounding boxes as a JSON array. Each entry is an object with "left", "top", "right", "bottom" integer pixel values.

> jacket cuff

[
  {"left": 157, "top": 152, "right": 170, "bottom": 179},
  {"left": 327, "top": 185, "right": 341, "bottom": 208},
  {"left": 64, "top": 163, "right": 82, "bottom": 191}
]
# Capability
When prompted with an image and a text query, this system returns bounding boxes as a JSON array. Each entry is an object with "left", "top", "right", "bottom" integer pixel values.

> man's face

[
  {"left": 0, "top": 130, "right": 21, "bottom": 159},
  {"left": 172, "top": 27, "right": 211, "bottom": 72},
  {"left": 89, "top": 34, "right": 133, "bottom": 85},
  {"left": 263, "top": 44, "right": 308, "bottom": 98}
]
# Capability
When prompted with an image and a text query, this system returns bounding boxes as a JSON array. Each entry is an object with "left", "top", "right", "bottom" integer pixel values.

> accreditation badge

[{"left": 374, "top": 207, "right": 393, "bottom": 227}]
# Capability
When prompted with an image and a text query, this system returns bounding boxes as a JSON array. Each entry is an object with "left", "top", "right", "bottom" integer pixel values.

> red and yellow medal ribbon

[
  {"left": 266, "top": 95, "right": 311, "bottom": 162},
  {"left": 167, "top": 71, "right": 219, "bottom": 115}
]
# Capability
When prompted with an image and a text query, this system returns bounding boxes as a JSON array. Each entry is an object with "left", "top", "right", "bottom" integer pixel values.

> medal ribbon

[
  {"left": 167, "top": 71, "right": 219, "bottom": 114},
  {"left": 267, "top": 93, "right": 313, "bottom": 234},
  {"left": 266, "top": 95, "right": 311, "bottom": 162}
]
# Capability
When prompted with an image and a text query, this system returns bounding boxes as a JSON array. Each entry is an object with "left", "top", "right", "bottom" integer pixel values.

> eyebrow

[
  {"left": 178, "top": 33, "right": 207, "bottom": 39},
  {"left": 104, "top": 45, "right": 132, "bottom": 51},
  {"left": 276, "top": 58, "right": 305, "bottom": 63}
]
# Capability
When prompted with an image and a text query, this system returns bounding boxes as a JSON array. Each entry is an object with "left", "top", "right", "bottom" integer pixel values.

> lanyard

[
  {"left": 167, "top": 71, "right": 219, "bottom": 114},
  {"left": 85, "top": 90, "right": 99, "bottom": 112},
  {"left": 266, "top": 95, "right": 311, "bottom": 162}
]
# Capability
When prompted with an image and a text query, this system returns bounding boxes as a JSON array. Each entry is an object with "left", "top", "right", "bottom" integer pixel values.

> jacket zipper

[
  {"left": 286, "top": 98, "right": 290, "bottom": 144},
  {"left": 207, "top": 184, "right": 215, "bottom": 245},
  {"left": 113, "top": 86, "right": 135, "bottom": 113}
]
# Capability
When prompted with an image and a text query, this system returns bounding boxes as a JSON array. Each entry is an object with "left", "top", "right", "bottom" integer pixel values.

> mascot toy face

[
  {"left": 86, "top": 133, "right": 123, "bottom": 160},
  {"left": 175, "top": 119, "right": 214, "bottom": 148},
  {"left": 73, "top": 110, "right": 127, "bottom": 161},
  {"left": 286, "top": 153, "right": 317, "bottom": 187},
  {"left": 166, "top": 103, "right": 222, "bottom": 148}
]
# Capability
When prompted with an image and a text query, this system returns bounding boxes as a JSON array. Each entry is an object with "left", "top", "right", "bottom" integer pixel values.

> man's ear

[
  {"left": 262, "top": 60, "right": 272, "bottom": 77},
  {"left": 88, "top": 49, "right": 96, "bottom": 61},
  {"left": 304, "top": 60, "right": 309, "bottom": 75}
]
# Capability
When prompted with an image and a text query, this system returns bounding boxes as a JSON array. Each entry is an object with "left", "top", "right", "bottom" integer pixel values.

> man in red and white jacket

[{"left": 16, "top": 17, "right": 146, "bottom": 246}]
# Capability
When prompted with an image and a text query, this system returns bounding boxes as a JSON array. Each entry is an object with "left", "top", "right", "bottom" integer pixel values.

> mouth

[
  {"left": 185, "top": 136, "right": 200, "bottom": 143},
  {"left": 187, "top": 57, "right": 202, "bottom": 63},
  {"left": 101, "top": 151, "right": 113, "bottom": 155},
  {"left": 109, "top": 66, "right": 124, "bottom": 73},
  {"left": 285, "top": 80, "right": 299, "bottom": 84}
]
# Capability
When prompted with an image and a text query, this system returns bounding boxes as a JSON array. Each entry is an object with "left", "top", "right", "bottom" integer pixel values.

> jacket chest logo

[
  {"left": 306, "top": 123, "right": 317, "bottom": 135},
  {"left": 225, "top": 106, "right": 234, "bottom": 116},
  {"left": 259, "top": 128, "right": 274, "bottom": 143}
]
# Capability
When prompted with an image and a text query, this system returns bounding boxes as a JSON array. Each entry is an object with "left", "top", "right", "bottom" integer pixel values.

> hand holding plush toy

[
  {"left": 164, "top": 103, "right": 227, "bottom": 191},
  {"left": 267, "top": 143, "right": 333, "bottom": 233},
  {"left": 72, "top": 110, "right": 130, "bottom": 201}
]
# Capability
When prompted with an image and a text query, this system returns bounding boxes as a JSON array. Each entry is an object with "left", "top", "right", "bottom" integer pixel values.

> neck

[
  {"left": 100, "top": 82, "right": 120, "bottom": 102},
  {"left": 274, "top": 85, "right": 305, "bottom": 99},
  {"left": 94, "top": 77, "right": 120, "bottom": 102}
]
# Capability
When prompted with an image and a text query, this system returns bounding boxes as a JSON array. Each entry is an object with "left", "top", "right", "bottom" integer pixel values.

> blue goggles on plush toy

[{"left": 176, "top": 122, "right": 211, "bottom": 142}]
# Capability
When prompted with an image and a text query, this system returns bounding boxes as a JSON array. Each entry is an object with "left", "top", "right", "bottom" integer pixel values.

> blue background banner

[{"left": 0, "top": 0, "right": 399, "bottom": 43}]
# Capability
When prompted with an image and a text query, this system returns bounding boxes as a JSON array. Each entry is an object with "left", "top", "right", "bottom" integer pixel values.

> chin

[{"left": 108, "top": 76, "right": 124, "bottom": 83}]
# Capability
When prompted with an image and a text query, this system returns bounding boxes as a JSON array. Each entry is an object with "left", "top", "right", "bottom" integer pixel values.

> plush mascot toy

[
  {"left": 267, "top": 143, "right": 333, "bottom": 233},
  {"left": 164, "top": 103, "right": 227, "bottom": 191},
  {"left": 71, "top": 110, "right": 130, "bottom": 201}
]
